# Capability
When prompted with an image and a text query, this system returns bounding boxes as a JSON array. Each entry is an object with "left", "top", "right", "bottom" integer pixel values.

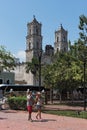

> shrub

[{"left": 8, "top": 96, "right": 27, "bottom": 110}]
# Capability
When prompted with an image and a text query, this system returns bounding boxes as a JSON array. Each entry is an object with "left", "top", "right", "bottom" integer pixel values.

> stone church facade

[{"left": 13, "top": 16, "right": 68, "bottom": 85}]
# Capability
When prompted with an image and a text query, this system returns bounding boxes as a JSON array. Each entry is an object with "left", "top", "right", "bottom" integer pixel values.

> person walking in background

[
  {"left": 27, "top": 90, "right": 34, "bottom": 122},
  {"left": 35, "top": 92, "right": 43, "bottom": 120}
]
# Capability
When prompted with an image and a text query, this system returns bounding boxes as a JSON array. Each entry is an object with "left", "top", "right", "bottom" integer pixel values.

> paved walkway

[{"left": 0, "top": 109, "right": 87, "bottom": 130}]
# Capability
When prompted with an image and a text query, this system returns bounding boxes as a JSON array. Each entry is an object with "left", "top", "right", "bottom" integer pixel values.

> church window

[
  {"left": 57, "top": 37, "right": 59, "bottom": 42},
  {"left": 63, "top": 36, "right": 66, "bottom": 42},
  {"left": 0, "top": 79, "right": 3, "bottom": 84},
  {"left": 36, "top": 26, "right": 38, "bottom": 35},
  {"left": 36, "top": 42, "right": 39, "bottom": 49},
  {"left": 29, "top": 42, "right": 31, "bottom": 50},
  {"left": 64, "top": 47, "right": 66, "bottom": 52},
  {"left": 29, "top": 29, "right": 31, "bottom": 34},
  {"left": 57, "top": 48, "right": 59, "bottom": 52},
  {"left": 7, "top": 80, "right": 10, "bottom": 84}
]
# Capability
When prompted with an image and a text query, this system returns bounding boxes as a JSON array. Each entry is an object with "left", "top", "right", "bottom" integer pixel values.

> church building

[{"left": 13, "top": 16, "right": 68, "bottom": 85}]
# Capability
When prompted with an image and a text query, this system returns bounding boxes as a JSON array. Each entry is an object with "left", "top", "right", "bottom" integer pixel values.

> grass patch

[{"left": 43, "top": 110, "right": 87, "bottom": 119}]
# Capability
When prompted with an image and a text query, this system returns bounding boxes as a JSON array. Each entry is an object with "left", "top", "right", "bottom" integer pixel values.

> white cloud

[{"left": 14, "top": 50, "right": 26, "bottom": 62}]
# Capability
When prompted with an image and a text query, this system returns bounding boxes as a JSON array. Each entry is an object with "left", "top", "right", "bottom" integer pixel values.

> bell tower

[
  {"left": 54, "top": 24, "right": 68, "bottom": 53},
  {"left": 26, "top": 16, "right": 42, "bottom": 62}
]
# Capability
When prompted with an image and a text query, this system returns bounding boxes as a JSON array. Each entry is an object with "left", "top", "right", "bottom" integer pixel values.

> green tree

[
  {"left": 42, "top": 64, "right": 56, "bottom": 103},
  {"left": 78, "top": 14, "right": 87, "bottom": 110},
  {"left": 53, "top": 51, "right": 80, "bottom": 100},
  {"left": 25, "top": 57, "right": 39, "bottom": 85},
  {"left": 79, "top": 15, "right": 87, "bottom": 42},
  {"left": 78, "top": 15, "right": 87, "bottom": 87},
  {"left": 78, "top": 14, "right": 87, "bottom": 61},
  {"left": 0, "top": 45, "right": 15, "bottom": 71}
]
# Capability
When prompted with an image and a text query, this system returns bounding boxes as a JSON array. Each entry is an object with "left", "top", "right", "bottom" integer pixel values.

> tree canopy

[
  {"left": 42, "top": 14, "right": 87, "bottom": 93},
  {"left": 0, "top": 45, "right": 15, "bottom": 71}
]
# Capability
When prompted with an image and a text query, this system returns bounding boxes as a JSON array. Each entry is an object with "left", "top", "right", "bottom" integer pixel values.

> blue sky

[{"left": 0, "top": 0, "right": 87, "bottom": 62}]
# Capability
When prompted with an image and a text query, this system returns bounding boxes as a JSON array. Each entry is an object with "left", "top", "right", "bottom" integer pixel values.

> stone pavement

[{"left": 0, "top": 109, "right": 87, "bottom": 130}]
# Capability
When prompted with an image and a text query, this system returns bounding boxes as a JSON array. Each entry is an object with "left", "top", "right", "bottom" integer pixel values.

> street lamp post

[
  {"left": 83, "top": 59, "right": 86, "bottom": 111},
  {"left": 83, "top": 36, "right": 87, "bottom": 111},
  {"left": 38, "top": 49, "right": 42, "bottom": 91}
]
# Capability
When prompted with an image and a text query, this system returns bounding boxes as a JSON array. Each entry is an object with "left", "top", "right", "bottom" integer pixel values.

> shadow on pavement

[
  {"left": 32, "top": 119, "right": 56, "bottom": 122},
  {"left": 0, "top": 117, "right": 8, "bottom": 120},
  {"left": 1, "top": 110, "right": 18, "bottom": 113}
]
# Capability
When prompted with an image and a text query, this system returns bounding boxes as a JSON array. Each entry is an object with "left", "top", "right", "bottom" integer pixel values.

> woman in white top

[{"left": 35, "top": 92, "right": 43, "bottom": 120}]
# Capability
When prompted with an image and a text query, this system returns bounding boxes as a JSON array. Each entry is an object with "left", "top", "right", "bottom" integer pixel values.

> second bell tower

[{"left": 54, "top": 24, "right": 68, "bottom": 53}]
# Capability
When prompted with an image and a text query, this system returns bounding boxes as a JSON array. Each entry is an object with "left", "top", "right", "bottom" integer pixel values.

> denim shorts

[{"left": 36, "top": 105, "right": 41, "bottom": 110}]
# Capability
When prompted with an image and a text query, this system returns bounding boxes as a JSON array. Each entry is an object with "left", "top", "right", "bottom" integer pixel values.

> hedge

[{"left": 8, "top": 96, "right": 27, "bottom": 110}]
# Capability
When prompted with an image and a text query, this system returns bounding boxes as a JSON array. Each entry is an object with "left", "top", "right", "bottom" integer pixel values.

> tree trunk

[
  {"left": 45, "top": 91, "right": 48, "bottom": 105},
  {"left": 59, "top": 93, "right": 62, "bottom": 103},
  {"left": 50, "top": 88, "right": 53, "bottom": 104}
]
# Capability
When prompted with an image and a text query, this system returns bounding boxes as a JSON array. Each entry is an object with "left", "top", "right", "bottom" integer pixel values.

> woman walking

[{"left": 35, "top": 92, "right": 43, "bottom": 120}]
